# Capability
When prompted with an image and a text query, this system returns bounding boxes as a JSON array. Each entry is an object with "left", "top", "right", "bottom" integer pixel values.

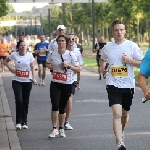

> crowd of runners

[{"left": 1, "top": 19, "right": 150, "bottom": 150}]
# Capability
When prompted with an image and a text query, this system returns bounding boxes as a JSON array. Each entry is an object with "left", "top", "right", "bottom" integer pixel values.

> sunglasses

[{"left": 68, "top": 38, "right": 75, "bottom": 41}]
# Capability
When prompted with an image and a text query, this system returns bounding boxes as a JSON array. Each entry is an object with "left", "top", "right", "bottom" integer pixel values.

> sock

[
  {"left": 53, "top": 127, "right": 56, "bottom": 129},
  {"left": 59, "top": 127, "right": 63, "bottom": 130}
]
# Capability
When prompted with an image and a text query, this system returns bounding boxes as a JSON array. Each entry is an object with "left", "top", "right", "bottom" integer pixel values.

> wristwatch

[{"left": 67, "top": 65, "right": 71, "bottom": 69}]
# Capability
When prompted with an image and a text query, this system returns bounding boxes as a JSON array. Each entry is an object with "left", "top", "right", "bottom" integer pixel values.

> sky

[{"left": 10, "top": 3, "right": 48, "bottom": 12}]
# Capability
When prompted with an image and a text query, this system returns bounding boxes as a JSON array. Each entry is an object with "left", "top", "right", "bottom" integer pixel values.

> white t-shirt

[
  {"left": 48, "top": 38, "right": 57, "bottom": 52},
  {"left": 9, "top": 52, "right": 35, "bottom": 82},
  {"left": 72, "top": 48, "right": 84, "bottom": 81},
  {"left": 46, "top": 50, "right": 79, "bottom": 84},
  {"left": 101, "top": 40, "right": 144, "bottom": 88}
]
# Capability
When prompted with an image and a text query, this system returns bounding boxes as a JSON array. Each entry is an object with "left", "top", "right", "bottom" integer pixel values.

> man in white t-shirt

[
  {"left": 64, "top": 33, "right": 84, "bottom": 130},
  {"left": 48, "top": 25, "right": 66, "bottom": 52},
  {"left": 100, "top": 20, "right": 144, "bottom": 150}
]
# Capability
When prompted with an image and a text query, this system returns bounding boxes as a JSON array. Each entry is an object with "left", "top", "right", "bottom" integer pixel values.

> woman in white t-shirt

[
  {"left": 4, "top": 40, "right": 37, "bottom": 130},
  {"left": 46, "top": 35, "right": 80, "bottom": 138}
]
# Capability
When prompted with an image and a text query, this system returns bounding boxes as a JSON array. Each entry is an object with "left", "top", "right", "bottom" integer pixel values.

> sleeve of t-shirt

[
  {"left": 132, "top": 43, "right": 144, "bottom": 60},
  {"left": 101, "top": 45, "right": 108, "bottom": 61},
  {"left": 77, "top": 51, "right": 84, "bottom": 65},
  {"left": 8, "top": 52, "right": 15, "bottom": 61},
  {"left": 46, "top": 52, "right": 53, "bottom": 63},
  {"left": 140, "top": 48, "right": 150, "bottom": 77},
  {"left": 70, "top": 52, "right": 79, "bottom": 66},
  {"left": 30, "top": 53, "right": 35, "bottom": 63}
]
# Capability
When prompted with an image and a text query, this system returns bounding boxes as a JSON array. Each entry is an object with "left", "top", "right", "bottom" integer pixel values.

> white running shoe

[
  {"left": 116, "top": 141, "right": 126, "bottom": 150},
  {"left": 64, "top": 122, "right": 73, "bottom": 130},
  {"left": 22, "top": 125, "right": 28, "bottom": 129},
  {"left": 142, "top": 97, "right": 148, "bottom": 103},
  {"left": 59, "top": 129, "right": 66, "bottom": 137},
  {"left": 77, "top": 84, "right": 80, "bottom": 90},
  {"left": 16, "top": 124, "right": 21, "bottom": 130},
  {"left": 48, "top": 129, "right": 59, "bottom": 138}
]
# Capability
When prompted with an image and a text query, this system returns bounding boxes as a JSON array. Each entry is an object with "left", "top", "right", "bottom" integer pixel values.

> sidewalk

[{"left": 0, "top": 74, "right": 21, "bottom": 150}]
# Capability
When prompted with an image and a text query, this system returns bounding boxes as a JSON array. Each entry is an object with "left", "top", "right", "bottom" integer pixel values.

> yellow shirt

[{"left": 29, "top": 39, "right": 40, "bottom": 53}]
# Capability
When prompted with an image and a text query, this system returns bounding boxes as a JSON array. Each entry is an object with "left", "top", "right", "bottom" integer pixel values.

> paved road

[{"left": 1, "top": 68, "right": 150, "bottom": 150}]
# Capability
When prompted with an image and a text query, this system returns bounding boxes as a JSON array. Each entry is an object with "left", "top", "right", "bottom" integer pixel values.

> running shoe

[
  {"left": 59, "top": 129, "right": 66, "bottom": 137},
  {"left": 116, "top": 141, "right": 126, "bottom": 150},
  {"left": 142, "top": 97, "right": 148, "bottom": 103},
  {"left": 64, "top": 122, "right": 73, "bottom": 130},
  {"left": 77, "top": 84, "right": 80, "bottom": 90},
  {"left": 48, "top": 129, "right": 59, "bottom": 138},
  {"left": 22, "top": 124, "right": 28, "bottom": 129},
  {"left": 16, "top": 124, "right": 21, "bottom": 130}
]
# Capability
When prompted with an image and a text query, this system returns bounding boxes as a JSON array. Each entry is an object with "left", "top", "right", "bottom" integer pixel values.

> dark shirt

[{"left": 94, "top": 42, "right": 106, "bottom": 56}]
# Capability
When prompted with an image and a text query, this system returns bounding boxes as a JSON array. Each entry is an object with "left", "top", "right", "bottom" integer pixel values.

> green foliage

[{"left": 0, "top": 0, "right": 9, "bottom": 17}]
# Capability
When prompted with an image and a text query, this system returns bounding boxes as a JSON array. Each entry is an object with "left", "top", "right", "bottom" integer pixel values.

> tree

[{"left": 0, "top": 0, "right": 9, "bottom": 17}]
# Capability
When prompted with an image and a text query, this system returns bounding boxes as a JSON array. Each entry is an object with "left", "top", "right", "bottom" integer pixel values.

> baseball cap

[{"left": 57, "top": 25, "right": 65, "bottom": 30}]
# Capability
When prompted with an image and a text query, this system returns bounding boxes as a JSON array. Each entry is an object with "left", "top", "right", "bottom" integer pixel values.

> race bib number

[
  {"left": 16, "top": 69, "right": 29, "bottom": 79},
  {"left": 111, "top": 66, "right": 128, "bottom": 77},
  {"left": 53, "top": 72, "right": 67, "bottom": 82}
]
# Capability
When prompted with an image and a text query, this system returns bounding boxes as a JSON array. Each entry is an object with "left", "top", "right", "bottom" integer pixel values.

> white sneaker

[
  {"left": 77, "top": 84, "right": 80, "bottom": 90},
  {"left": 59, "top": 129, "right": 66, "bottom": 137},
  {"left": 16, "top": 124, "right": 21, "bottom": 130},
  {"left": 22, "top": 125, "right": 28, "bottom": 129},
  {"left": 64, "top": 122, "right": 73, "bottom": 130},
  {"left": 142, "top": 97, "right": 148, "bottom": 103},
  {"left": 116, "top": 141, "right": 126, "bottom": 150},
  {"left": 48, "top": 129, "right": 59, "bottom": 138}
]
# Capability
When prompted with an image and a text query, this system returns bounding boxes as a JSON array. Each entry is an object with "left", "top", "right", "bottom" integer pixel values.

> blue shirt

[
  {"left": 140, "top": 48, "right": 150, "bottom": 76},
  {"left": 35, "top": 42, "right": 49, "bottom": 61}
]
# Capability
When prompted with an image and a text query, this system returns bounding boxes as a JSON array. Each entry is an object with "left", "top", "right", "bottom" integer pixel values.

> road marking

[{"left": 75, "top": 99, "right": 109, "bottom": 103}]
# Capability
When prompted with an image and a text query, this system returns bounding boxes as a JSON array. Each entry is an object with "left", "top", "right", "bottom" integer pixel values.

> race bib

[
  {"left": 16, "top": 69, "right": 29, "bottom": 79},
  {"left": 53, "top": 72, "right": 67, "bottom": 82},
  {"left": 39, "top": 48, "right": 46, "bottom": 56},
  {"left": 111, "top": 66, "right": 128, "bottom": 77}
]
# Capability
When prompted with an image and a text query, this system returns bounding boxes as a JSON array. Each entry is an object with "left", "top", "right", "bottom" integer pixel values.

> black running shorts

[{"left": 106, "top": 85, "right": 134, "bottom": 111}]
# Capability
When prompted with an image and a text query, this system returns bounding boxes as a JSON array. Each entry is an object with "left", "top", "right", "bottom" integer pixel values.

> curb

[{"left": 0, "top": 74, "right": 22, "bottom": 150}]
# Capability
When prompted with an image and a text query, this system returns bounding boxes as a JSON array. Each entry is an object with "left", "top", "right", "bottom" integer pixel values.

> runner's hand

[
  {"left": 143, "top": 86, "right": 150, "bottom": 100},
  {"left": 9, "top": 68, "right": 15, "bottom": 74},
  {"left": 122, "top": 54, "right": 130, "bottom": 64}
]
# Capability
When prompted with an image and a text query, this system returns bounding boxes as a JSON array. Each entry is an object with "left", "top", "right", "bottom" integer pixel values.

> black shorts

[
  {"left": 72, "top": 81, "right": 77, "bottom": 95},
  {"left": 37, "top": 60, "right": 46, "bottom": 67},
  {"left": 106, "top": 85, "right": 134, "bottom": 111},
  {"left": 50, "top": 81, "right": 72, "bottom": 114},
  {"left": 96, "top": 55, "right": 101, "bottom": 67},
  {"left": 0, "top": 56, "right": 7, "bottom": 60}
]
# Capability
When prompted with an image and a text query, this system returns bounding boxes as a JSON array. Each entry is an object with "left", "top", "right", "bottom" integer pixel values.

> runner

[
  {"left": 35, "top": 35, "right": 49, "bottom": 86},
  {"left": 46, "top": 35, "right": 80, "bottom": 138},
  {"left": 64, "top": 33, "right": 83, "bottom": 130},
  {"left": 0, "top": 37, "right": 8, "bottom": 72},
  {"left": 4, "top": 40, "right": 37, "bottom": 130},
  {"left": 93, "top": 35, "right": 106, "bottom": 80},
  {"left": 100, "top": 20, "right": 143, "bottom": 150},
  {"left": 75, "top": 36, "right": 83, "bottom": 89},
  {"left": 138, "top": 48, "right": 150, "bottom": 101},
  {"left": 48, "top": 25, "right": 66, "bottom": 52}
]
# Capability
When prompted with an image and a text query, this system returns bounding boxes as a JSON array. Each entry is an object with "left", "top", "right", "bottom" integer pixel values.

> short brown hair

[
  {"left": 111, "top": 20, "right": 125, "bottom": 30},
  {"left": 56, "top": 35, "right": 69, "bottom": 44}
]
